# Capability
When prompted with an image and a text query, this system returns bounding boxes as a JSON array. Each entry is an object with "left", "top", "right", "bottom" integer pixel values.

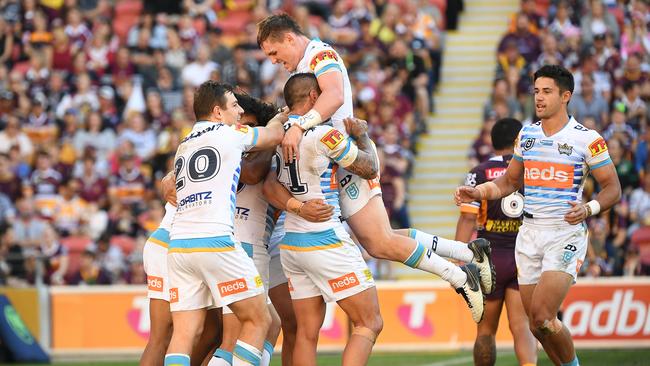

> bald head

[{"left": 284, "top": 73, "right": 321, "bottom": 112}]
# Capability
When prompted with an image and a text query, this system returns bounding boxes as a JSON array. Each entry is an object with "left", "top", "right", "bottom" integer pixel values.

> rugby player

[
  {"left": 455, "top": 118, "right": 537, "bottom": 366},
  {"left": 257, "top": 14, "right": 490, "bottom": 322},
  {"left": 267, "top": 72, "right": 384, "bottom": 366},
  {"left": 164, "top": 81, "right": 286, "bottom": 366},
  {"left": 455, "top": 65, "right": 622, "bottom": 366}
]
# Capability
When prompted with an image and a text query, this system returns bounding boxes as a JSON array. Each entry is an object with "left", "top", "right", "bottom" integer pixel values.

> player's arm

[
  {"left": 249, "top": 108, "right": 288, "bottom": 151},
  {"left": 455, "top": 170, "right": 481, "bottom": 242},
  {"left": 455, "top": 158, "right": 524, "bottom": 205},
  {"left": 565, "top": 163, "right": 621, "bottom": 225},
  {"left": 338, "top": 117, "right": 378, "bottom": 179},
  {"left": 261, "top": 165, "right": 334, "bottom": 223},
  {"left": 240, "top": 149, "right": 274, "bottom": 185},
  {"left": 160, "top": 170, "right": 177, "bottom": 206}
]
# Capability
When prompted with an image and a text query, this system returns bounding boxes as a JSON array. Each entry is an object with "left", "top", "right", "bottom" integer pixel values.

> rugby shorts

[
  {"left": 337, "top": 142, "right": 382, "bottom": 219},
  {"left": 143, "top": 228, "right": 170, "bottom": 301},
  {"left": 223, "top": 242, "right": 271, "bottom": 315}
]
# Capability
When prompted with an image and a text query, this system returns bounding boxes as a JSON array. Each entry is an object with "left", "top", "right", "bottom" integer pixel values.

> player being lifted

[
  {"left": 456, "top": 65, "right": 621, "bottom": 366},
  {"left": 257, "top": 14, "right": 491, "bottom": 322},
  {"left": 266, "top": 72, "right": 383, "bottom": 366},
  {"left": 164, "top": 81, "right": 286, "bottom": 366}
]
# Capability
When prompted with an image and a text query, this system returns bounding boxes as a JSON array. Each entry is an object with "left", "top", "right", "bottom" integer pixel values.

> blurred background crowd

[
  {"left": 0, "top": 0, "right": 456, "bottom": 285},
  {"left": 472, "top": 0, "right": 650, "bottom": 278}
]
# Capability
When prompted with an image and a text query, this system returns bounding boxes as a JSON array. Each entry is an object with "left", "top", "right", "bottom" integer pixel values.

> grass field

[{"left": 22, "top": 348, "right": 650, "bottom": 366}]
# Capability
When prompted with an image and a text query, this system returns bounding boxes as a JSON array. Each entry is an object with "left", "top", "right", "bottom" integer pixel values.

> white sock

[
  {"left": 208, "top": 348, "right": 232, "bottom": 366},
  {"left": 261, "top": 340, "right": 273, "bottom": 366},
  {"left": 233, "top": 340, "right": 262, "bottom": 366},
  {"left": 408, "top": 228, "right": 473, "bottom": 262},
  {"left": 208, "top": 357, "right": 232, "bottom": 366},
  {"left": 165, "top": 353, "right": 190, "bottom": 366},
  {"left": 415, "top": 245, "right": 467, "bottom": 288}
]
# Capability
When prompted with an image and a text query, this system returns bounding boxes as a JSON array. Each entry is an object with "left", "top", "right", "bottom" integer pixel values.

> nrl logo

[
  {"left": 523, "top": 138, "right": 535, "bottom": 151},
  {"left": 557, "top": 142, "right": 573, "bottom": 156}
]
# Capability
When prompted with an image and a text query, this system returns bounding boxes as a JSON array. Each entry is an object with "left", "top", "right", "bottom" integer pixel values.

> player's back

[
  {"left": 295, "top": 38, "right": 353, "bottom": 133},
  {"left": 171, "top": 121, "right": 257, "bottom": 240},
  {"left": 276, "top": 123, "right": 350, "bottom": 232},
  {"left": 234, "top": 182, "right": 275, "bottom": 247},
  {"left": 515, "top": 117, "right": 611, "bottom": 222}
]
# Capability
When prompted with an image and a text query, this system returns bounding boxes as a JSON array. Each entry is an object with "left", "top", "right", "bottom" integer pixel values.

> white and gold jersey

[{"left": 234, "top": 181, "right": 275, "bottom": 248}]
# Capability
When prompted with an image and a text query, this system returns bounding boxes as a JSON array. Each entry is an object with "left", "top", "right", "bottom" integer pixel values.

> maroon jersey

[{"left": 460, "top": 155, "right": 523, "bottom": 249}]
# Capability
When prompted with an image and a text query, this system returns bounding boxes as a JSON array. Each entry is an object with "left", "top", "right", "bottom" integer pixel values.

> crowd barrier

[{"left": 30, "top": 278, "right": 650, "bottom": 356}]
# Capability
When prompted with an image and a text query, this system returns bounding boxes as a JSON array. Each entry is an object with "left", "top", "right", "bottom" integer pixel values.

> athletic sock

[
  {"left": 164, "top": 353, "right": 190, "bottom": 366},
  {"left": 261, "top": 340, "right": 274, "bottom": 366},
  {"left": 561, "top": 355, "right": 579, "bottom": 366},
  {"left": 233, "top": 340, "right": 262, "bottom": 366},
  {"left": 403, "top": 242, "right": 467, "bottom": 288},
  {"left": 208, "top": 348, "right": 233, "bottom": 366},
  {"left": 408, "top": 228, "right": 474, "bottom": 262}
]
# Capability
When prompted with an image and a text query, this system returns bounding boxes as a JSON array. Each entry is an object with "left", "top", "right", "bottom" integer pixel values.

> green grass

[{"left": 20, "top": 349, "right": 650, "bottom": 366}]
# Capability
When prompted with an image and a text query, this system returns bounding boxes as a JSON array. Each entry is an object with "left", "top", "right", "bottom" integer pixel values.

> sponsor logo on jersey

[
  {"left": 540, "top": 139, "right": 553, "bottom": 146},
  {"left": 486, "top": 167, "right": 506, "bottom": 180},
  {"left": 310, "top": 50, "right": 339, "bottom": 71},
  {"left": 465, "top": 172, "right": 477, "bottom": 186},
  {"left": 147, "top": 276, "right": 163, "bottom": 291},
  {"left": 178, "top": 191, "right": 213, "bottom": 209},
  {"left": 589, "top": 137, "right": 608, "bottom": 157},
  {"left": 484, "top": 219, "right": 522, "bottom": 233},
  {"left": 254, "top": 275, "right": 263, "bottom": 288},
  {"left": 169, "top": 288, "right": 179, "bottom": 303},
  {"left": 558, "top": 142, "right": 573, "bottom": 156},
  {"left": 219, "top": 278, "right": 249, "bottom": 297},
  {"left": 523, "top": 161, "right": 574, "bottom": 189},
  {"left": 234, "top": 124, "right": 249, "bottom": 134},
  {"left": 320, "top": 129, "right": 345, "bottom": 150},
  {"left": 329, "top": 272, "right": 359, "bottom": 293},
  {"left": 340, "top": 174, "right": 353, "bottom": 187},
  {"left": 345, "top": 182, "right": 359, "bottom": 199},
  {"left": 523, "top": 138, "right": 535, "bottom": 151},
  {"left": 235, "top": 206, "right": 250, "bottom": 220}
]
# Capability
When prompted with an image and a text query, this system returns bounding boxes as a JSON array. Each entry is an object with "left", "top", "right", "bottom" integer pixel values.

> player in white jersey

[
  {"left": 266, "top": 77, "right": 382, "bottom": 366},
  {"left": 164, "top": 81, "right": 286, "bottom": 366},
  {"left": 257, "top": 15, "right": 492, "bottom": 322},
  {"left": 456, "top": 65, "right": 621, "bottom": 366}
]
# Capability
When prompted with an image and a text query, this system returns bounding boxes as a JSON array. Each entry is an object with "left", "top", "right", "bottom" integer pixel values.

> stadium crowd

[
  {"left": 0, "top": 0, "right": 452, "bottom": 285},
  {"left": 471, "top": 0, "right": 650, "bottom": 277}
]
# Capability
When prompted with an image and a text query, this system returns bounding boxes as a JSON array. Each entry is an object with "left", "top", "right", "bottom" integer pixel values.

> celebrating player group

[{"left": 138, "top": 13, "right": 621, "bottom": 366}]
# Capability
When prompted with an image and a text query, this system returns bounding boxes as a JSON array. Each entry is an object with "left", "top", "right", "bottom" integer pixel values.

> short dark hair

[
  {"left": 533, "top": 64, "right": 575, "bottom": 95},
  {"left": 193, "top": 81, "right": 234, "bottom": 120},
  {"left": 235, "top": 92, "right": 277, "bottom": 127},
  {"left": 491, "top": 118, "right": 522, "bottom": 151},
  {"left": 284, "top": 73, "right": 321, "bottom": 110},
  {"left": 257, "top": 14, "right": 306, "bottom": 46}
]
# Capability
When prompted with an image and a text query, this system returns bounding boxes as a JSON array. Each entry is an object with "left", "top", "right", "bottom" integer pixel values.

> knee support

[
  {"left": 538, "top": 318, "right": 563, "bottom": 335},
  {"left": 352, "top": 326, "right": 378, "bottom": 344}
]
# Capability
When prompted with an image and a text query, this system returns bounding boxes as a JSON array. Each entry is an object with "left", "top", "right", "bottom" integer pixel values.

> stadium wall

[{"left": 36, "top": 278, "right": 650, "bottom": 359}]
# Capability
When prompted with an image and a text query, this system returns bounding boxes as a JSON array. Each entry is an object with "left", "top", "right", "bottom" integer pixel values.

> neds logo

[
  {"left": 147, "top": 276, "right": 163, "bottom": 291},
  {"left": 524, "top": 161, "right": 573, "bottom": 189},
  {"left": 328, "top": 273, "right": 359, "bottom": 293},
  {"left": 219, "top": 278, "right": 248, "bottom": 297}
]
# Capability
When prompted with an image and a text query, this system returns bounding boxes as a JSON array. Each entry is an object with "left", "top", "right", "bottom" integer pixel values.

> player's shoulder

[
  {"left": 566, "top": 117, "right": 604, "bottom": 143},
  {"left": 180, "top": 122, "right": 224, "bottom": 144},
  {"left": 313, "top": 125, "right": 346, "bottom": 150}
]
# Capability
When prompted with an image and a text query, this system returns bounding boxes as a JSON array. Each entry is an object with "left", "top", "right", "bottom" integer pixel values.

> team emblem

[
  {"left": 346, "top": 183, "right": 359, "bottom": 200},
  {"left": 234, "top": 124, "right": 249, "bottom": 134},
  {"left": 523, "top": 138, "right": 535, "bottom": 151},
  {"left": 557, "top": 142, "right": 573, "bottom": 156},
  {"left": 310, "top": 50, "right": 339, "bottom": 71},
  {"left": 589, "top": 138, "right": 608, "bottom": 157}
]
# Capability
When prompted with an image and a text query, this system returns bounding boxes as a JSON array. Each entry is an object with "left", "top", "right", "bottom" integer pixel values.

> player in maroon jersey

[{"left": 455, "top": 118, "right": 537, "bottom": 366}]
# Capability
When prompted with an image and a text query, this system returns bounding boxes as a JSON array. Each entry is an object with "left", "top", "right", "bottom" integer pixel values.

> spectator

[
  {"left": 64, "top": 8, "right": 92, "bottom": 51},
  {"left": 379, "top": 125, "right": 411, "bottom": 229},
  {"left": 117, "top": 112, "right": 156, "bottom": 160},
  {"left": 221, "top": 45, "right": 260, "bottom": 97},
  {"left": 629, "top": 173, "right": 650, "bottom": 234},
  {"left": 498, "top": 12, "right": 541, "bottom": 64},
  {"left": 580, "top": 0, "right": 620, "bottom": 48},
  {"left": 607, "top": 137, "right": 638, "bottom": 194},
  {"left": 0, "top": 115, "right": 34, "bottom": 161},
  {"left": 0, "top": 192, "right": 14, "bottom": 225},
  {"left": 55, "top": 73, "right": 99, "bottom": 120},
  {"left": 569, "top": 73, "right": 609, "bottom": 129},
  {"left": 548, "top": 1, "right": 579, "bottom": 39},
  {"left": 180, "top": 43, "right": 218, "bottom": 87},
  {"left": 0, "top": 153, "right": 21, "bottom": 201},
  {"left": 108, "top": 153, "right": 146, "bottom": 207},
  {"left": 39, "top": 225, "right": 68, "bottom": 285},
  {"left": 620, "top": 10, "right": 649, "bottom": 61},
  {"left": 603, "top": 102, "right": 637, "bottom": 149},
  {"left": 573, "top": 51, "right": 612, "bottom": 101},
  {"left": 484, "top": 78, "right": 522, "bottom": 121},
  {"left": 66, "top": 248, "right": 112, "bottom": 285},
  {"left": 12, "top": 197, "right": 47, "bottom": 250},
  {"left": 52, "top": 180, "right": 87, "bottom": 237},
  {"left": 51, "top": 27, "right": 74, "bottom": 73},
  {"left": 619, "top": 81, "right": 647, "bottom": 132},
  {"left": 534, "top": 33, "right": 563, "bottom": 69},
  {"left": 29, "top": 150, "right": 63, "bottom": 217},
  {"left": 206, "top": 27, "right": 233, "bottom": 66},
  {"left": 87, "top": 234, "right": 125, "bottom": 282},
  {"left": 74, "top": 155, "right": 109, "bottom": 206}
]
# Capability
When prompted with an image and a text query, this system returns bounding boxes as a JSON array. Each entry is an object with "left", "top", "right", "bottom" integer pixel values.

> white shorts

[
  {"left": 167, "top": 236, "right": 264, "bottom": 312},
  {"left": 515, "top": 219, "right": 588, "bottom": 285},
  {"left": 337, "top": 148, "right": 382, "bottom": 219},
  {"left": 223, "top": 242, "right": 271, "bottom": 315},
  {"left": 143, "top": 228, "right": 170, "bottom": 301},
  {"left": 269, "top": 252, "right": 287, "bottom": 289},
  {"left": 279, "top": 227, "right": 375, "bottom": 303}
]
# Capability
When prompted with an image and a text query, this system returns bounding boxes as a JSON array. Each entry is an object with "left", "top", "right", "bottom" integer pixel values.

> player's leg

[
  {"left": 262, "top": 305, "right": 281, "bottom": 366},
  {"left": 193, "top": 308, "right": 222, "bottom": 366},
  {"left": 528, "top": 271, "right": 577, "bottom": 365},
  {"left": 140, "top": 299, "right": 172, "bottom": 366},
  {"left": 504, "top": 287, "right": 537, "bottom": 366},
  {"left": 269, "top": 282, "right": 297, "bottom": 366},
  {"left": 227, "top": 294, "right": 272, "bottom": 366},
  {"left": 166, "top": 309, "right": 207, "bottom": 366},
  {"left": 473, "top": 297, "right": 503, "bottom": 366},
  {"left": 291, "top": 295, "right": 326, "bottom": 366},
  {"left": 336, "top": 287, "right": 383, "bottom": 366},
  {"left": 208, "top": 310, "right": 238, "bottom": 366}
]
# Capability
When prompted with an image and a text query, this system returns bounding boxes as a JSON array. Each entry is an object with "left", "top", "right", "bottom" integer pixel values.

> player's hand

[
  {"left": 161, "top": 171, "right": 177, "bottom": 206},
  {"left": 343, "top": 117, "right": 368, "bottom": 139},
  {"left": 282, "top": 124, "right": 304, "bottom": 162},
  {"left": 454, "top": 186, "right": 480, "bottom": 205},
  {"left": 565, "top": 201, "right": 588, "bottom": 225},
  {"left": 299, "top": 199, "right": 334, "bottom": 222},
  {"left": 270, "top": 106, "right": 290, "bottom": 125}
]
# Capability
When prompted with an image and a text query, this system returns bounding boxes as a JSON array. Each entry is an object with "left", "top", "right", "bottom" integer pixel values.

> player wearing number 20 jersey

[
  {"left": 168, "top": 121, "right": 264, "bottom": 311},
  {"left": 276, "top": 119, "right": 374, "bottom": 302}
]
